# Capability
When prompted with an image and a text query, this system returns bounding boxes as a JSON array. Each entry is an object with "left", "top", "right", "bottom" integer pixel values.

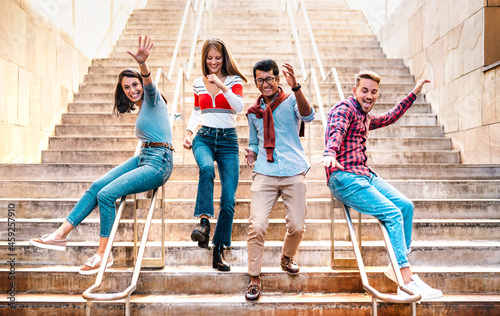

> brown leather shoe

[
  {"left": 280, "top": 255, "right": 299, "bottom": 275},
  {"left": 245, "top": 283, "right": 261, "bottom": 300}
]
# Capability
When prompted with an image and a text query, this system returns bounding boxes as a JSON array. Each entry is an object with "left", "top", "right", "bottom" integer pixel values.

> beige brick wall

[
  {"left": 0, "top": 0, "right": 146, "bottom": 163},
  {"left": 376, "top": 0, "right": 500, "bottom": 163}
]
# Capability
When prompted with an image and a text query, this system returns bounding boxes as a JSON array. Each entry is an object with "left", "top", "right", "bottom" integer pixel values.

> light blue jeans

[
  {"left": 327, "top": 170, "right": 413, "bottom": 268},
  {"left": 66, "top": 147, "right": 173, "bottom": 237},
  {"left": 192, "top": 126, "right": 239, "bottom": 247}
]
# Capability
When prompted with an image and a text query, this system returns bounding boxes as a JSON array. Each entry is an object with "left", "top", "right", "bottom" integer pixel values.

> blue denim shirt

[{"left": 247, "top": 93, "right": 315, "bottom": 177}]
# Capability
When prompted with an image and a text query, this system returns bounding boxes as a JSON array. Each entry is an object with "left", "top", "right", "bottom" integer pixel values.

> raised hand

[
  {"left": 411, "top": 79, "right": 430, "bottom": 95},
  {"left": 282, "top": 63, "right": 298, "bottom": 89},
  {"left": 127, "top": 35, "right": 153, "bottom": 64}
]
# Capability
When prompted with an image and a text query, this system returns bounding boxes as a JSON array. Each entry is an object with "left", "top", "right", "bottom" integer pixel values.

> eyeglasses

[{"left": 254, "top": 76, "right": 277, "bottom": 86}]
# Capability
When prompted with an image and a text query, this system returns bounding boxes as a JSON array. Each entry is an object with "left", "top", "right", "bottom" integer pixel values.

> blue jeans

[
  {"left": 327, "top": 170, "right": 414, "bottom": 268},
  {"left": 192, "top": 126, "right": 239, "bottom": 247},
  {"left": 66, "top": 147, "right": 174, "bottom": 237}
]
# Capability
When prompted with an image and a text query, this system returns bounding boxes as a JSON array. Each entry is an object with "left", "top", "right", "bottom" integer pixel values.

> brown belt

[{"left": 142, "top": 142, "right": 175, "bottom": 152}]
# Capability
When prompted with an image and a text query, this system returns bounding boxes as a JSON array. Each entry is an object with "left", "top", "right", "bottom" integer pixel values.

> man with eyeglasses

[{"left": 244, "top": 59, "right": 315, "bottom": 300}]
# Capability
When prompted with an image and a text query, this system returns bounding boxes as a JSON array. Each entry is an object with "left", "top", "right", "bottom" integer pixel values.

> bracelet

[
  {"left": 141, "top": 72, "right": 151, "bottom": 77},
  {"left": 139, "top": 62, "right": 145, "bottom": 66},
  {"left": 291, "top": 83, "right": 301, "bottom": 92}
]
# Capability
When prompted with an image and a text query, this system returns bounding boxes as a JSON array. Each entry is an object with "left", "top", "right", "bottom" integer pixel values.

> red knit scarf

[{"left": 246, "top": 87, "right": 290, "bottom": 162}]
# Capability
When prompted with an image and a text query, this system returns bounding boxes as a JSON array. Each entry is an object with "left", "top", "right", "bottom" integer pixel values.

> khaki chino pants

[{"left": 247, "top": 172, "right": 308, "bottom": 276}]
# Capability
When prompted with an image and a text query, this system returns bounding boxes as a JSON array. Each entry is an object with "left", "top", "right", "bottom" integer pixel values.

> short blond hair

[{"left": 355, "top": 70, "right": 381, "bottom": 87}]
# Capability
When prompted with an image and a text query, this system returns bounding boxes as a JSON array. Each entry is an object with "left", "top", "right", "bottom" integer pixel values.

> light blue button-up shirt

[{"left": 247, "top": 93, "right": 315, "bottom": 177}]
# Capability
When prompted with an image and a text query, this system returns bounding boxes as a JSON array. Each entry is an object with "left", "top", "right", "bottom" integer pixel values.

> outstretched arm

[
  {"left": 412, "top": 79, "right": 431, "bottom": 95},
  {"left": 127, "top": 36, "right": 154, "bottom": 86},
  {"left": 282, "top": 63, "right": 311, "bottom": 116}
]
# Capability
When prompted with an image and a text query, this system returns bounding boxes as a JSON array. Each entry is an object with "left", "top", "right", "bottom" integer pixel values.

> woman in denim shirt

[{"left": 30, "top": 36, "right": 174, "bottom": 275}]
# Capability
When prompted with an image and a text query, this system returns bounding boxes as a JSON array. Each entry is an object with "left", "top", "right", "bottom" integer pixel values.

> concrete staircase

[{"left": 1, "top": 0, "right": 500, "bottom": 314}]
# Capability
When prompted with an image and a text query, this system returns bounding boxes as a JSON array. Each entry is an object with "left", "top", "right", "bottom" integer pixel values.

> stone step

[
  {"left": 72, "top": 91, "right": 423, "bottom": 104},
  {"left": 3, "top": 198, "right": 500, "bottom": 220},
  {"left": 2, "top": 293, "right": 499, "bottom": 316},
  {"left": 53, "top": 124, "right": 444, "bottom": 138},
  {"left": 1, "top": 179, "right": 499, "bottom": 199},
  {"left": 40, "top": 148, "right": 460, "bottom": 164},
  {"left": 41, "top": 150, "right": 136, "bottom": 164},
  {"left": 66, "top": 100, "right": 430, "bottom": 114},
  {"left": 8, "top": 218, "right": 500, "bottom": 242},
  {"left": 45, "top": 135, "right": 451, "bottom": 152},
  {"left": 1, "top": 266, "right": 498, "bottom": 295},
  {"left": 366, "top": 150, "right": 460, "bottom": 164},
  {"left": 3, "top": 240, "right": 500, "bottom": 267},
  {"left": 84, "top": 63, "right": 411, "bottom": 78},
  {"left": 121, "top": 27, "right": 370, "bottom": 37},
  {"left": 3, "top": 163, "right": 500, "bottom": 182},
  {"left": 113, "top": 38, "right": 379, "bottom": 50},
  {"left": 88, "top": 56, "right": 405, "bottom": 70},
  {"left": 76, "top": 80, "right": 415, "bottom": 94},
  {"left": 59, "top": 112, "right": 436, "bottom": 128}
]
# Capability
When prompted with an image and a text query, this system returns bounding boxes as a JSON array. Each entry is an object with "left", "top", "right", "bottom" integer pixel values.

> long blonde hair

[{"left": 201, "top": 38, "right": 247, "bottom": 83}]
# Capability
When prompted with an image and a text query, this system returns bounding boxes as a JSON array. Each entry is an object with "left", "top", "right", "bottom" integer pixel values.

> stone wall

[
  {"left": 376, "top": 0, "right": 500, "bottom": 164},
  {"left": 0, "top": 0, "right": 146, "bottom": 163}
]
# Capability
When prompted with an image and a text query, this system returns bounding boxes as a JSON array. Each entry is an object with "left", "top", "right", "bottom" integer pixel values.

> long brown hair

[
  {"left": 201, "top": 38, "right": 247, "bottom": 83},
  {"left": 113, "top": 68, "right": 168, "bottom": 117},
  {"left": 113, "top": 68, "right": 141, "bottom": 116}
]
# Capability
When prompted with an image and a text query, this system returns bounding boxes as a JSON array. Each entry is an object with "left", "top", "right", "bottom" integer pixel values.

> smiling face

[
  {"left": 206, "top": 47, "right": 223, "bottom": 76},
  {"left": 353, "top": 78, "right": 379, "bottom": 114},
  {"left": 254, "top": 69, "right": 279, "bottom": 101},
  {"left": 121, "top": 76, "right": 143, "bottom": 104}
]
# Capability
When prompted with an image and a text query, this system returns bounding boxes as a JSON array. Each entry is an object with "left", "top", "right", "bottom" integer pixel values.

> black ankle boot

[
  {"left": 191, "top": 218, "right": 210, "bottom": 249},
  {"left": 213, "top": 244, "right": 230, "bottom": 271}
]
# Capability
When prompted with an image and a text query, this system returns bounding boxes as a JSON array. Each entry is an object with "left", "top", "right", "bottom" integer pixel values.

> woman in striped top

[{"left": 183, "top": 38, "right": 247, "bottom": 271}]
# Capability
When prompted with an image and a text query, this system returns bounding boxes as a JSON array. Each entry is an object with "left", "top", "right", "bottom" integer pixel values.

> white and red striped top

[{"left": 186, "top": 75, "right": 244, "bottom": 132}]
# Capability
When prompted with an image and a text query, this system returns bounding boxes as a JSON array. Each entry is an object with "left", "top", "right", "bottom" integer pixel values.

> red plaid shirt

[{"left": 324, "top": 93, "right": 417, "bottom": 181}]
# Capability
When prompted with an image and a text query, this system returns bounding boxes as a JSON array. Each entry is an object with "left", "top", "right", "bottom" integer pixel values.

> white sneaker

[
  {"left": 79, "top": 254, "right": 114, "bottom": 275},
  {"left": 383, "top": 264, "right": 397, "bottom": 283},
  {"left": 398, "top": 274, "right": 443, "bottom": 300}
]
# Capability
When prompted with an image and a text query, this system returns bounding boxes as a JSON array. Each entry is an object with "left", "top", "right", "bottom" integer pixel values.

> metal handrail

[
  {"left": 342, "top": 204, "right": 420, "bottom": 315},
  {"left": 83, "top": 189, "right": 160, "bottom": 316},
  {"left": 170, "top": 0, "right": 211, "bottom": 163},
  {"left": 166, "top": 0, "right": 206, "bottom": 81},
  {"left": 283, "top": 0, "right": 345, "bottom": 114},
  {"left": 281, "top": 0, "right": 327, "bottom": 129},
  {"left": 185, "top": 0, "right": 209, "bottom": 79}
]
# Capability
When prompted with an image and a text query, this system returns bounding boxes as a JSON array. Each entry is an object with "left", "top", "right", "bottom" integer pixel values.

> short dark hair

[{"left": 253, "top": 59, "right": 279, "bottom": 79}]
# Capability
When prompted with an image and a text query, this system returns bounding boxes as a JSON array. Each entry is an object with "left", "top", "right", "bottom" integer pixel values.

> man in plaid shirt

[{"left": 321, "top": 70, "right": 442, "bottom": 300}]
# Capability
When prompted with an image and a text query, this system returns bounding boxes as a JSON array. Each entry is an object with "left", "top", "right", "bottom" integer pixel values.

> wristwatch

[{"left": 291, "top": 83, "right": 301, "bottom": 92}]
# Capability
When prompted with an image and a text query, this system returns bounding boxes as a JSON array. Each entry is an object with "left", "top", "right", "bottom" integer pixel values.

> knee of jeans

[
  {"left": 96, "top": 190, "right": 114, "bottom": 208},
  {"left": 401, "top": 199, "right": 414, "bottom": 218},
  {"left": 88, "top": 181, "right": 103, "bottom": 195},
  {"left": 199, "top": 163, "right": 215, "bottom": 177},
  {"left": 219, "top": 204, "right": 235, "bottom": 217}
]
